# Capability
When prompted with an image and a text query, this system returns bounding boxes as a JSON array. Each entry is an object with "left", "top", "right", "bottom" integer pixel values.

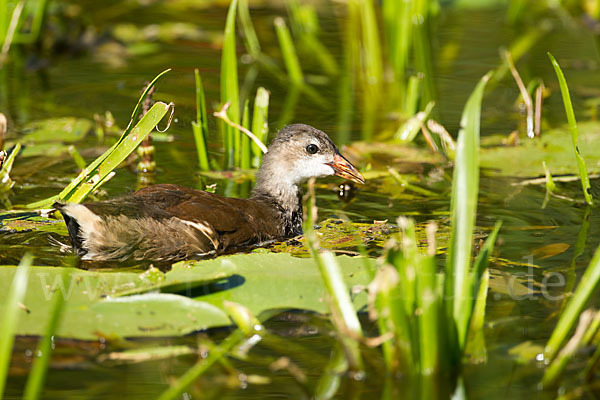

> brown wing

[{"left": 132, "top": 184, "right": 271, "bottom": 250}]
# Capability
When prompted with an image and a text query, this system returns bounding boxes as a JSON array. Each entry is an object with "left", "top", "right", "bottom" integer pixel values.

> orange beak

[{"left": 327, "top": 153, "right": 365, "bottom": 184}]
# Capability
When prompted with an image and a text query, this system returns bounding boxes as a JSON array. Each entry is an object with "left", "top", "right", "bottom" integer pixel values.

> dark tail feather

[{"left": 53, "top": 202, "right": 86, "bottom": 256}]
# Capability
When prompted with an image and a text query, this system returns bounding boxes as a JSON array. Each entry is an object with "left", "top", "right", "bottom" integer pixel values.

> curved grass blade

[
  {"left": 23, "top": 267, "right": 71, "bottom": 400},
  {"left": 548, "top": 53, "right": 593, "bottom": 205},
  {"left": 303, "top": 182, "right": 363, "bottom": 370},
  {"left": 0, "top": 253, "right": 32, "bottom": 399},
  {"left": 25, "top": 70, "right": 172, "bottom": 209},
  {"left": 446, "top": 72, "right": 491, "bottom": 351},
  {"left": 63, "top": 101, "right": 174, "bottom": 204},
  {"left": 544, "top": 243, "right": 600, "bottom": 362}
]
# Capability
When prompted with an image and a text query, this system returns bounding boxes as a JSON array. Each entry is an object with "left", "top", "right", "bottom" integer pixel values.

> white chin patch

[{"left": 291, "top": 161, "right": 334, "bottom": 183}]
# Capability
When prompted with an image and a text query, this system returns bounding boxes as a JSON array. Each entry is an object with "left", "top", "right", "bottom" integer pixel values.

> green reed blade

[
  {"left": 0, "top": 0, "right": 8, "bottom": 43},
  {"left": 0, "top": 253, "right": 32, "bottom": 399},
  {"left": 359, "top": 0, "right": 383, "bottom": 86},
  {"left": 251, "top": 87, "right": 269, "bottom": 167},
  {"left": 193, "top": 69, "right": 210, "bottom": 171},
  {"left": 24, "top": 267, "right": 71, "bottom": 400},
  {"left": 464, "top": 221, "right": 501, "bottom": 362},
  {"left": 274, "top": 17, "right": 303, "bottom": 85},
  {"left": 240, "top": 99, "right": 250, "bottom": 169},
  {"left": 28, "top": 0, "right": 49, "bottom": 42},
  {"left": 543, "top": 309, "right": 596, "bottom": 387},
  {"left": 446, "top": 72, "right": 491, "bottom": 351},
  {"left": 545, "top": 243, "right": 600, "bottom": 362},
  {"left": 63, "top": 101, "right": 173, "bottom": 204},
  {"left": 404, "top": 74, "right": 423, "bottom": 117},
  {"left": 67, "top": 145, "right": 86, "bottom": 170},
  {"left": 303, "top": 184, "right": 363, "bottom": 370},
  {"left": 25, "top": 69, "right": 171, "bottom": 208},
  {"left": 238, "top": 0, "right": 260, "bottom": 57},
  {"left": 464, "top": 269, "right": 489, "bottom": 363},
  {"left": 471, "top": 220, "right": 502, "bottom": 297},
  {"left": 221, "top": 0, "right": 240, "bottom": 170},
  {"left": 548, "top": 52, "right": 593, "bottom": 205}
]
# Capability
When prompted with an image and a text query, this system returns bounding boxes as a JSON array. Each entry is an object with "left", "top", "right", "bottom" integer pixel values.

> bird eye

[{"left": 306, "top": 144, "right": 319, "bottom": 154}]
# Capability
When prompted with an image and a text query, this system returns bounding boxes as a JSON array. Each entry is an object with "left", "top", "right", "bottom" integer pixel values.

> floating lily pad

[
  {"left": 0, "top": 253, "right": 375, "bottom": 340},
  {"left": 480, "top": 122, "right": 600, "bottom": 177}
]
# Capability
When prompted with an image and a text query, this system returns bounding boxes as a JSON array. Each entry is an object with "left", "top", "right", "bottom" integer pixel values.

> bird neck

[
  {"left": 251, "top": 161, "right": 304, "bottom": 236},
  {"left": 251, "top": 179, "right": 302, "bottom": 215}
]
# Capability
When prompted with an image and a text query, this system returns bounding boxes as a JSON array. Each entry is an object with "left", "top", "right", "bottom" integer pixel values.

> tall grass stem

[{"left": 548, "top": 52, "right": 593, "bottom": 205}]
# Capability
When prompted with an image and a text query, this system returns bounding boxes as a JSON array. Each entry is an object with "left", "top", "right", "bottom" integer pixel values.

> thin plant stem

[{"left": 214, "top": 102, "right": 268, "bottom": 154}]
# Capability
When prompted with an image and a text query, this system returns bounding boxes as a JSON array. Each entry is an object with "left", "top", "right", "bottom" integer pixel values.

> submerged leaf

[{"left": 22, "top": 118, "right": 93, "bottom": 144}]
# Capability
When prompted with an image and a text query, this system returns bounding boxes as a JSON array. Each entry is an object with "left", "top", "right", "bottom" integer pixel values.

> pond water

[{"left": 2, "top": 1, "right": 600, "bottom": 399}]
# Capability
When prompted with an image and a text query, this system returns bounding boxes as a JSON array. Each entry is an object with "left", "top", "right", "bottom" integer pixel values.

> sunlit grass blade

[
  {"left": 192, "top": 69, "right": 210, "bottom": 171},
  {"left": 274, "top": 17, "right": 303, "bottom": 85},
  {"left": 548, "top": 52, "right": 593, "bottom": 205},
  {"left": 25, "top": 69, "right": 172, "bottom": 209},
  {"left": 0, "top": 0, "right": 7, "bottom": 43},
  {"left": 221, "top": 0, "right": 240, "bottom": 170},
  {"left": 358, "top": 0, "right": 383, "bottom": 87},
  {"left": 446, "top": 72, "right": 491, "bottom": 351},
  {"left": 24, "top": 267, "right": 72, "bottom": 400},
  {"left": 303, "top": 181, "right": 363, "bottom": 370},
  {"left": 0, "top": 253, "right": 32, "bottom": 399},
  {"left": 251, "top": 87, "right": 269, "bottom": 168},
  {"left": 544, "top": 243, "right": 600, "bottom": 362},
  {"left": 543, "top": 309, "right": 596, "bottom": 387},
  {"left": 0, "top": 1, "right": 24, "bottom": 62},
  {"left": 404, "top": 74, "right": 423, "bottom": 117},
  {"left": 61, "top": 101, "right": 174, "bottom": 204}
]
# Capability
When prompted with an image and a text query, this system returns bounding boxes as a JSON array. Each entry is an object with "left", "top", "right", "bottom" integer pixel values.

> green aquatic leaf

[
  {"left": 21, "top": 118, "right": 93, "bottom": 144},
  {"left": 0, "top": 253, "right": 374, "bottom": 340},
  {"left": 90, "top": 294, "right": 230, "bottom": 337},
  {"left": 185, "top": 253, "right": 373, "bottom": 318}
]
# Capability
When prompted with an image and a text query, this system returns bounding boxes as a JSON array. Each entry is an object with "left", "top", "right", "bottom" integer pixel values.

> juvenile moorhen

[{"left": 55, "top": 124, "right": 364, "bottom": 261}]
